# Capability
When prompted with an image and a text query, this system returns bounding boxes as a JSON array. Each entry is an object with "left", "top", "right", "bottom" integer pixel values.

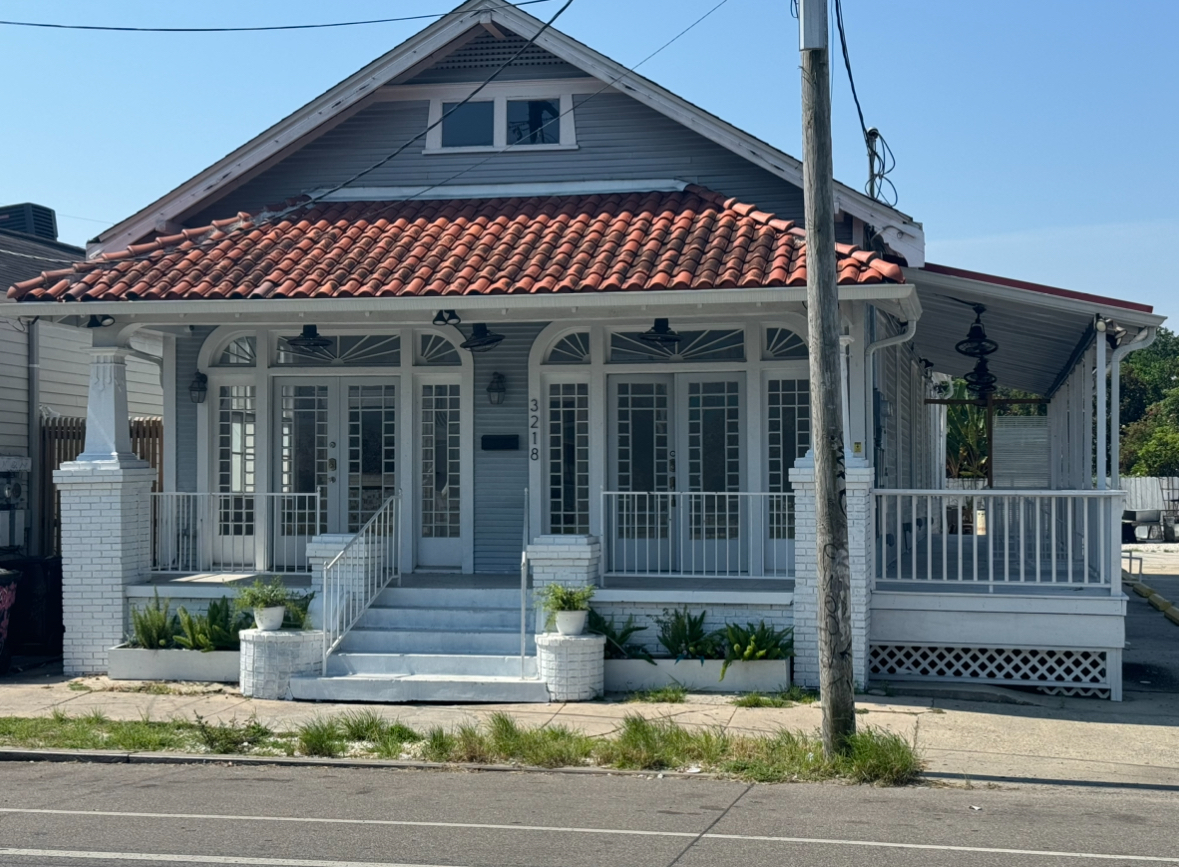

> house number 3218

[{"left": 529, "top": 398, "right": 539, "bottom": 460}]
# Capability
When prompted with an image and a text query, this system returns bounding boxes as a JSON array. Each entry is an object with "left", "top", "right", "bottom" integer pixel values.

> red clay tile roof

[{"left": 7, "top": 185, "right": 904, "bottom": 303}]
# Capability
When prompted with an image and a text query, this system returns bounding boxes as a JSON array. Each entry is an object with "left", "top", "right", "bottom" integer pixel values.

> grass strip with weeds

[
  {"left": 626, "top": 684, "right": 688, "bottom": 704},
  {"left": 0, "top": 709, "right": 920, "bottom": 785},
  {"left": 731, "top": 685, "right": 818, "bottom": 708}
]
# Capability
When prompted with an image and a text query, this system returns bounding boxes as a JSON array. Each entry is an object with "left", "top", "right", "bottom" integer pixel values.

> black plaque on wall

[{"left": 481, "top": 434, "right": 520, "bottom": 451}]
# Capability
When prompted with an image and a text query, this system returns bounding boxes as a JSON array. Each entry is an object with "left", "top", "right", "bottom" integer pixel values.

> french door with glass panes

[
  {"left": 275, "top": 378, "right": 399, "bottom": 555},
  {"left": 416, "top": 378, "right": 463, "bottom": 569},
  {"left": 608, "top": 374, "right": 745, "bottom": 575}
]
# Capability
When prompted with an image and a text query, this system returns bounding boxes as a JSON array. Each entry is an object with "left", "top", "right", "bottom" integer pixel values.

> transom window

[
  {"left": 610, "top": 329, "right": 745, "bottom": 363},
  {"left": 217, "top": 336, "right": 256, "bottom": 367},
  {"left": 275, "top": 334, "right": 401, "bottom": 367}
]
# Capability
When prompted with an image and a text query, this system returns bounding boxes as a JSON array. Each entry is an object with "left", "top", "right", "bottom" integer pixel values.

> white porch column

[
  {"left": 55, "top": 348, "right": 156, "bottom": 675},
  {"left": 789, "top": 453, "right": 874, "bottom": 690}
]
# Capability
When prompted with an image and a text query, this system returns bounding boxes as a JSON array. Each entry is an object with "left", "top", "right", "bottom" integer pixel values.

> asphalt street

[{"left": 0, "top": 762, "right": 1176, "bottom": 867}]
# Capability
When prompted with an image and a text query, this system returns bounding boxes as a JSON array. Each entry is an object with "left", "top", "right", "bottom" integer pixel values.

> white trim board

[
  {"left": 87, "top": 0, "right": 924, "bottom": 265},
  {"left": 311, "top": 179, "right": 690, "bottom": 202}
]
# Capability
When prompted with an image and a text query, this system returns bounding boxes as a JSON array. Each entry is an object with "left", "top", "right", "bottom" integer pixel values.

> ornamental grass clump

[
  {"left": 129, "top": 590, "right": 179, "bottom": 649},
  {"left": 654, "top": 607, "right": 724, "bottom": 663},
  {"left": 297, "top": 717, "right": 344, "bottom": 758}
]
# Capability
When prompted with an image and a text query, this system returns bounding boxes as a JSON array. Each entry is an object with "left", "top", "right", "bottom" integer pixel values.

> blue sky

[{"left": 2, "top": 0, "right": 1176, "bottom": 323}]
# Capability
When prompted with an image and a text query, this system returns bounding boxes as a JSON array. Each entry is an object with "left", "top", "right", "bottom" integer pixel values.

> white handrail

[
  {"left": 520, "top": 488, "right": 529, "bottom": 679},
  {"left": 321, "top": 494, "right": 401, "bottom": 673}
]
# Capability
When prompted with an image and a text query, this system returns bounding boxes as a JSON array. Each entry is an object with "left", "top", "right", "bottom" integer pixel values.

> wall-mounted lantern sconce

[
  {"left": 487, "top": 372, "right": 506, "bottom": 406},
  {"left": 189, "top": 371, "right": 208, "bottom": 404}
]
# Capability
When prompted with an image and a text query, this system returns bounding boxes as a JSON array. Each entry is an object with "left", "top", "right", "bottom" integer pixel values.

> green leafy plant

[
  {"left": 719, "top": 622, "right": 794, "bottom": 680},
  {"left": 233, "top": 577, "right": 290, "bottom": 612},
  {"left": 653, "top": 606, "right": 724, "bottom": 663},
  {"left": 193, "top": 713, "right": 272, "bottom": 754},
  {"left": 129, "top": 590, "right": 178, "bottom": 649},
  {"left": 536, "top": 583, "right": 595, "bottom": 629},
  {"left": 175, "top": 597, "right": 247, "bottom": 652},
  {"left": 588, "top": 609, "right": 653, "bottom": 662},
  {"left": 283, "top": 590, "right": 315, "bottom": 629}
]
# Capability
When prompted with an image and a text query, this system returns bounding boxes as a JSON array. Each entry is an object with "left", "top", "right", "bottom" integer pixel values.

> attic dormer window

[{"left": 423, "top": 85, "right": 578, "bottom": 153}]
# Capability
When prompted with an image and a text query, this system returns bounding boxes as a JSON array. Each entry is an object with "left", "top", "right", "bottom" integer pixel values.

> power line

[
  {"left": 403, "top": 0, "right": 733, "bottom": 202},
  {"left": 0, "top": 1, "right": 555, "bottom": 34},
  {"left": 833, "top": 0, "right": 896, "bottom": 207},
  {"left": 305, "top": 0, "right": 576, "bottom": 207}
]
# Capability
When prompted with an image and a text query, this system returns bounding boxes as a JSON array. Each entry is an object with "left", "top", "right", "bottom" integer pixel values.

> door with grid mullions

[{"left": 417, "top": 380, "right": 463, "bottom": 568}]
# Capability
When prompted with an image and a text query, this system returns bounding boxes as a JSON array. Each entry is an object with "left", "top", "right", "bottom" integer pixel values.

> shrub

[
  {"left": 654, "top": 607, "right": 723, "bottom": 662},
  {"left": 297, "top": 717, "right": 344, "bottom": 757},
  {"left": 588, "top": 610, "right": 653, "bottom": 661},
  {"left": 175, "top": 597, "right": 246, "bottom": 652},
  {"left": 129, "top": 590, "right": 178, "bottom": 649},
  {"left": 719, "top": 622, "right": 794, "bottom": 680}
]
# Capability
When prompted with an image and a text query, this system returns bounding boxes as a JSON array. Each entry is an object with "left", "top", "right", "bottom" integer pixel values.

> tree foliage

[{"left": 1118, "top": 327, "right": 1179, "bottom": 476}]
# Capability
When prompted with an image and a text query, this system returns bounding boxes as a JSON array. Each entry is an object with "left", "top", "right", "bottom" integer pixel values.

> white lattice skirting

[{"left": 869, "top": 644, "right": 1111, "bottom": 698}]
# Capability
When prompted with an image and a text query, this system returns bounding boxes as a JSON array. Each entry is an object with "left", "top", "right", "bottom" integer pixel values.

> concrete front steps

[{"left": 289, "top": 586, "right": 549, "bottom": 703}]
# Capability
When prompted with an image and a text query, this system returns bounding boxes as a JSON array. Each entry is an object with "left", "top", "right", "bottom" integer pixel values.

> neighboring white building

[{"left": 4, "top": 1, "right": 1164, "bottom": 699}]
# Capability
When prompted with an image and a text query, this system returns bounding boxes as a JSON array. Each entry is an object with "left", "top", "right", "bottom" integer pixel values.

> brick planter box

[
  {"left": 604, "top": 658, "right": 791, "bottom": 694},
  {"left": 107, "top": 645, "right": 240, "bottom": 683}
]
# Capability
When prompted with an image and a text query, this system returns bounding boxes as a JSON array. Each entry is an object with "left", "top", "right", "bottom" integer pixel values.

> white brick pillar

[
  {"left": 55, "top": 348, "right": 155, "bottom": 675},
  {"left": 525, "top": 534, "right": 600, "bottom": 635},
  {"left": 789, "top": 453, "right": 874, "bottom": 690},
  {"left": 304, "top": 533, "right": 355, "bottom": 630}
]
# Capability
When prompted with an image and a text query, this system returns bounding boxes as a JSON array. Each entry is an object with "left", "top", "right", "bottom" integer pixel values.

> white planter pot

[
  {"left": 107, "top": 645, "right": 240, "bottom": 683},
  {"left": 604, "top": 658, "right": 791, "bottom": 694},
  {"left": 554, "top": 610, "right": 588, "bottom": 635},
  {"left": 254, "top": 606, "right": 286, "bottom": 631}
]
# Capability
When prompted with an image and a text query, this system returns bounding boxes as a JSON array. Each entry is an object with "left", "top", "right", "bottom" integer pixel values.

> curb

[
  {"left": 1166, "top": 607, "right": 1179, "bottom": 627},
  {"left": 1147, "top": 594, "right": 1174, "bottom": 612},
  {"left": 1132, "top": 582, "right": 1156, "bottom": 598},
  {"left": 0, "top": 747, "right": 704, "bottom": 778}
]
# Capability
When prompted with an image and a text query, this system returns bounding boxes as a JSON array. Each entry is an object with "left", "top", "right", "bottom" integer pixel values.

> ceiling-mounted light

[
  {"left": 954, "top": 305, "right": 998, "bottom": 359},
  {"left": 638, "top": 318, "right": 681, "bottom": 347},
  {"left": 486, "top": 372, "right": 506, "bottom": 405},
  {"left": 432, "top": 309, "right": 461, "bottom": 327},
  {"left": 286, "top": 324, "right": 332, "bottom": 351},
  {"left": 460, "top": 323, "right": 504, "bottom": 353},
  {"left": 964, "top": 357, "right": 997, "bottom": 397},
  {"left": 86, "top": 314, "right": 115, "bottom": 328}
]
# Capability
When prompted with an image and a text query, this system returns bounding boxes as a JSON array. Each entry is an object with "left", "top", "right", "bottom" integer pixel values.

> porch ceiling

[{"left": 908, "top": 264, "right": 1163, "bottom": 396}]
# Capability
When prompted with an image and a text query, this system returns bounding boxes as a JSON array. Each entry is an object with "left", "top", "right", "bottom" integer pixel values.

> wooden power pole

[{"left": 799, "top": 0, "right": 857, "bottom": 756}]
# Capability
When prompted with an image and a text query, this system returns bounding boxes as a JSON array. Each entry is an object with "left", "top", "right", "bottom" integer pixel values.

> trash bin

[{"left": 0, "top": 568, "right": 18, "bottom": 675}]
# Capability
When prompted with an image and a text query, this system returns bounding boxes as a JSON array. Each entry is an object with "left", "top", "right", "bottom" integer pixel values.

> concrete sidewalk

[{"left": 2, "top": 665, "right": 1177, "bottom": 789}]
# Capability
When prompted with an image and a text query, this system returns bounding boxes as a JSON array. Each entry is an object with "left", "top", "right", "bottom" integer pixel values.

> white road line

[
  {"left": 0, "top": 851, "right": 458, "bottom": 867},
  {"left": 706, "top": 834, "right": 1179, "bottom": 862},
  {"left": 0, "top": 808, "right": 695, "bottom": 839},
  {"left": 2, "top": 808, "right": 1177, "bottom": 864}
]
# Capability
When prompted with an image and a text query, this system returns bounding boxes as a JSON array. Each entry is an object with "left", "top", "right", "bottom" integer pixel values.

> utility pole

[{"left": 799, "top": 0, "right": 857, "bottom": 756}]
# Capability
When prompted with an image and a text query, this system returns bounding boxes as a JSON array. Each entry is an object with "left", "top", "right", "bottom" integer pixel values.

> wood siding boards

[
  {"left": 187, "top": 93, "right": 805, "bottom": 226},
  {"left": 472, "top": 321, "right": 546, "bottom": 573},
  {"left": 0, "top": 325, "right": 29, "bottom": 454},
  {"left": 36, "top": 324, "right": 163, "bottom": 419},
  {"left": 174, "top": 327, "right": 214, "bottom": 492}
]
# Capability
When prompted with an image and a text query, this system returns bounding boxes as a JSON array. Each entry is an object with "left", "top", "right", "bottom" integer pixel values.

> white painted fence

[
  {"left": 321, "top": 494, "right": 400, "bottom": 672},
  {"left": 874, "top": 490, "right": 1122, "bottom": 592},
  {"left": 601, "top": 491, "right": 797, "bottom": 579},
  {"left": 151, "top": 492, "right": 322, "bottom": 573}
]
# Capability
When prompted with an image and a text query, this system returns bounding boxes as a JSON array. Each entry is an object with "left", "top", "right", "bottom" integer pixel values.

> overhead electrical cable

[
  {"left": 0, "top": 1, "right": 556, "bottom": 33},
  {"left": 833, "top": 0, "right": 897, "bottom": 206}
]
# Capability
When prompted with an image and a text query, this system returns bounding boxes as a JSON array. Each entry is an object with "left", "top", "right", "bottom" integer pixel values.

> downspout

[
  {"left": 1110, "top": 326, "right": 1157, "bottom": 488},
  {"left": 27, "top": 317, "right": 41, "bottom": 556},
  {"left": 864, "top": 318, "right": 917, "bottom": 475}
]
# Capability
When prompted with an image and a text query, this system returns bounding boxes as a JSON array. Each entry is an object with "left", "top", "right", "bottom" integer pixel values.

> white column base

[
  {"left": 535, "top": 632, "right": 605, "bottom": 701},
  {"left": 240, "top": 629, "right": 323, "bottom": 700}
]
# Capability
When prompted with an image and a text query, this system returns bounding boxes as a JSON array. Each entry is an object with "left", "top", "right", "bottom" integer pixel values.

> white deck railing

[
  {"left": 601, "top": 491, "right": 797, "bottom": 581},
  {"left": 321, "top": 494, "right": 401, "bottom": 672},
  {"left": 151, "top": 492, "right": 322, "bottom": 574},
  {"left": 874, "top": 489, "right": 1123, "bottom": 593}
]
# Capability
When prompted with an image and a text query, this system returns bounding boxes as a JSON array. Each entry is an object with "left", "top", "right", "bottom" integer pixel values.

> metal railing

[
  {"left": 601, "top": 491, "right": 797, "bottom": 581},
  {"left": 321, "top": 494, "right": 401, "bottom": 672},
  {"left": 151, "top": 492, "right": 322, "bottom": 573},
  {"left": 874, "top": 489, "right": 1123, "bottom": 592},
  {"left": 520, "top": 488, "right": 529, "bottom": 679}
]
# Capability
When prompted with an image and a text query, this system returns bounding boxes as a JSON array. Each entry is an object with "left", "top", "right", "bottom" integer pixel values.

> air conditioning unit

[{"left": 0, "top": 456, "right": 31, "bottom": 555}]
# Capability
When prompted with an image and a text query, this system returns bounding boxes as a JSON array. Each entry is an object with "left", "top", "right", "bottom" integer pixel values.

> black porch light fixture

[
  {"left": 286, "top": 324, "right": 332, "bottom": 352},
  {"left": 638, "top": 317, "right": 681, "bottom": 347},
  {"left": 460, "top": 323, "right": 504, "bottom": 353},
  {"left": 486, "top": 372, "right": 506, "bottom": 405},
  {"left": 86, "top": 314, "right": 115, "bottom": 328},
  {"left": 954, "top": 304, "right": 999, "bottom": 397},
  {"left": 432, "top": 309, "right": 461, "bottom": 327},
  {"left": 188, "top": 371, "right": 208, "bottom": 404}
]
